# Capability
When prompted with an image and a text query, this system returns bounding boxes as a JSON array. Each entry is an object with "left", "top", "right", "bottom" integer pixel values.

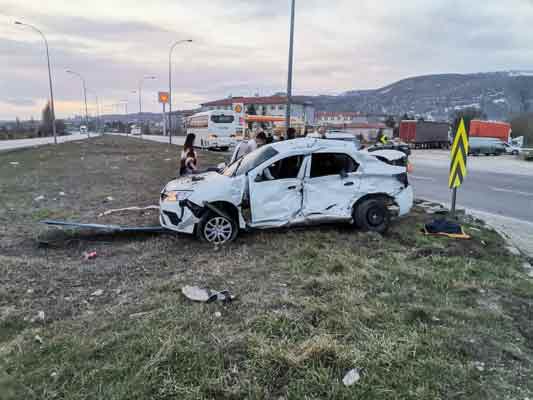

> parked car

[
  {"left": 160, "top": 138, "right": 414, "bottom": 244},
  {"left": 500, "top": 141, "right": 521, "bottom": 155},
  {"left": 468, "top": 137, "right": 506, "bottom": 156}
]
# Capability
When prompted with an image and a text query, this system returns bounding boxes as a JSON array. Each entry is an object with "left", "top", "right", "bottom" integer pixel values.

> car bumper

[
  {"left": 394, "top": 186, "right": 414, "bottom": 216},
  {"left": 159, "top": 202, "right": 197, "bottom": 234}
]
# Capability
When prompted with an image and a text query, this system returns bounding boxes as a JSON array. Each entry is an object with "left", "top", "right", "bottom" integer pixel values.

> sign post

[
  {"left": 448, "top": 118, "right": 469, "bottom": 217},
  {"left": 158, "top": 91, "right": 170, "bottom": 143}
]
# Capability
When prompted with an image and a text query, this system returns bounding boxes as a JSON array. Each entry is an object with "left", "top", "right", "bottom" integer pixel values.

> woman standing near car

[{"left": 180, "top": 133, "right": 198, "bottom": 176}]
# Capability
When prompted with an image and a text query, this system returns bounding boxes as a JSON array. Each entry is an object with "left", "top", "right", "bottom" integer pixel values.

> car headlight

[{"left": 162, "top": 190, "right": 192, "bottom": 202}]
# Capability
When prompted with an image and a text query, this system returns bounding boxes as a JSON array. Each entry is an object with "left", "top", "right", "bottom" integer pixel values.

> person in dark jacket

[{"left": 180, "top": 133, "right": 197, "bottom": 176}]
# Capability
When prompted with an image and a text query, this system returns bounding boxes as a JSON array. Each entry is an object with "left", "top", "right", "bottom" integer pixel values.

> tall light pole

[
  {"left": 169, "top": 39, "right": 192, "bottom": 145},
  {"left": 285, "top": 0, "right": 296, "bottom": 133},
  {"left": 138, "top": 75, "right": 157, "bottom": 137},
  {"left": 66, "top": 69, "right": 89, "bottom": 138},
  {"left": 120, "top": 100, "right": 128, "bottom": 134},
  {"left": 15, "top": 21, "right": 57, "bottom": 144}
]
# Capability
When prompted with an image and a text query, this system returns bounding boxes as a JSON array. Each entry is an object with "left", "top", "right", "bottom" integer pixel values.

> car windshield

[{"left": 223, "top": 146, "right": 279, "bottom": 177}]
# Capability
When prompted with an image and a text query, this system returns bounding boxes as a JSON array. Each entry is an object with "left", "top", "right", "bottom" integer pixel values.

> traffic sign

[
  {"left": 449, "top": 118, "right": 469, "bottom": 189},
  {"left": 379, "top": 134, "right": 389, "bottom": 145},
  {"left": 158, "top": 91, "right": 169, "bottom": 104}
]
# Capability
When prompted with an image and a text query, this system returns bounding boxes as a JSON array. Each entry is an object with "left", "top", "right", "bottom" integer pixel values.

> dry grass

[{"left": 1, "top": 136, "right": 532, "bottom": 399}]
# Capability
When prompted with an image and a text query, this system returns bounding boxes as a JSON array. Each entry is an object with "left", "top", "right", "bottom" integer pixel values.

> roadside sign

[
  {"left": 158, "top": 92, "right": 169, "bottom": 104},
  {"left": 449, "top": 118, "right": 469, "bottom": 189},
  {"left": 379, "top": 134, "right": 389, "bottom": 145}
]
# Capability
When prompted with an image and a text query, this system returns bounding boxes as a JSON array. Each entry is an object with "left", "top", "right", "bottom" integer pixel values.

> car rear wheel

[
  {"left": 196, "top": 211, "right": 238, "bottom": 244},
  {"left": 355, "top": 198, "right": 391, "bottom": 234}
]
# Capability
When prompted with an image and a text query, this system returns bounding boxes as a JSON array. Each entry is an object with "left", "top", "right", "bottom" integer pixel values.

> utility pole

[
  {"left": 138, "top": 76, "right": 157, "bottom": 138},
  {"left": 285, "top": 0, "right": 296, "bottom": 132},
  {"left": 15, "top": 21, "right": 57, "bottom": 144},
  {"left": 66, "top": 69, "right": 89, "bottom": 138},
  {"left": 169, "top": 39, "right": 192, "bottom": 145}
]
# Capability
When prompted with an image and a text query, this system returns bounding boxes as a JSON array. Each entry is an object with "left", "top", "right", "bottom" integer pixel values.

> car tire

[
  {"left": 196, "top": 211, "right": 238, "bottom": 244},
  {"left": 355, "top": 198, "right": 391, "bottom": 234}
]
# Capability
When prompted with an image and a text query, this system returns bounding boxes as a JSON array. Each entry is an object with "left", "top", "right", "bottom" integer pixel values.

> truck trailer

[
  {"left": 469, "top": 120, "right": 511, "bottom": 143},
  {"left": 399, "top": 121, "right": 450, "bottom": 149}
]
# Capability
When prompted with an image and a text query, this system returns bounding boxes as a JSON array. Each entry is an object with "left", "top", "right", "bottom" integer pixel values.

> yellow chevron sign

[{"left": 449, "top": 118, "right": 469, "bottom": 189}]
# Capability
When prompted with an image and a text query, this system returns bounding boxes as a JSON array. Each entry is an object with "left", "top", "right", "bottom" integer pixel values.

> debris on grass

[
  {"left": 59, "top": 191, "right": 66, "bottom": 196},
  {"left": 342, "top": 368, "right": 361, "bottom": 386},
  {"left": 91, "top": 289, "right": 104, "bottom": 297},
  {"left": 9, "top": 161, "right": 19, "bottom": 166},
  {"left": 34, "top": 195, "right": 45, "bottom": 202},
  {"left": 34, "top": 335, "right": 43, "bottom": 344},
  {"left": 181, "top": 286, "right": 235, "bottom": 303},
  {"left": 105, "top": 196, "right": 114, "bottom": 202},
  {"left": 37, "top": 311, "right": 45, "bottom": 321},
  {"left": 97, "top": 205, "right": 159, "bottom": 218},
  {"left": 83, "top": 251, "right": 98, "bottom": 261},
  {"left": 423, "top": 219, "right": 471, "bottom": 239}
]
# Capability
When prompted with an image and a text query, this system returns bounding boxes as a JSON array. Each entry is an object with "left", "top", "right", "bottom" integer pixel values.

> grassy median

[{"left": 1, "top": 136, "right": 532, "bottom": 399}]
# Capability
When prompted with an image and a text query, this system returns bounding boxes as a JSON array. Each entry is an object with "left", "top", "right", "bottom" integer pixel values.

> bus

[{"left": 186, "top": 110, "right": 238, "bottom": 151}]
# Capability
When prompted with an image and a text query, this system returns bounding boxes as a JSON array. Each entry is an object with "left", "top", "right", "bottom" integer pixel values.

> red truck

[
  {"left": 399, "top": 121, "right": 450, "bottom": 149},
  {"left": 469, "top": 120, "right": 511, "bottom": 143}
]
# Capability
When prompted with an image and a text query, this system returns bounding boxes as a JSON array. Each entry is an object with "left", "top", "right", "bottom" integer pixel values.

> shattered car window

[
  {"left": 310, "top": 153, "right": 359, "bottom": 178},
  {"left": 223, "top": 146, "right": 279, "bottom": 177},
  {"left": 264, "top": 155, "right": 304, "bottom": 180}
]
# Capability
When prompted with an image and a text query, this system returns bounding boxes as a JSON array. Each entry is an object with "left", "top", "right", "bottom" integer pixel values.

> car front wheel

[
  {"left": 196, "top": 211, "right": 238, "bottom": 244},
  {"left": 355, "top": 198, "right": 391, "bottom": 234}
]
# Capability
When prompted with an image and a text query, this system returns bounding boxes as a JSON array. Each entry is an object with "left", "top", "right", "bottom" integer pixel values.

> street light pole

[
  {"left": 138, "top": 76, "right": 156, "bottom": 138},
  {"left": 15, "top": 21, "right": 57, "bottom": 144},
  {"left": 120, "top": 100, "right": 128, "bottom": 134},
  {"left": 169, "top": 39, "right": 193, "bottom": 145},
  {"left": 66, "top": 69, "right": 89, "bottom": 138},
  {"left": 285, "top": 0, "right": 296, "bottom": 132}
]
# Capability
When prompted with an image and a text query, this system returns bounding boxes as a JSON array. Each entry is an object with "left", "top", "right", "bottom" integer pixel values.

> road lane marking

[
  {"left": 490, "top": 187, "right": 533, "bottom": 197},
  {"left": 411, "top": 175, "right": 436, "bottom": 182}
]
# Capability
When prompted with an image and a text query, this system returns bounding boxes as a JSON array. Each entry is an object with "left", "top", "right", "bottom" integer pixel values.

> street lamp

[
  {"left": 66, "top": 69, "right": 89, "bottom": 138},
  {"left": 169, "top": 39, "right": 193, "bottom": 144},
  {"left": 138, "top": 75, "right": 157, "bottom": 137},
  {"left": 285, "top": 0, "right": 296, "bottom": 132},
  {"left": 15, "top": 21, "right": 57, "bottom": 144},
  {"left": 120, "top": 100, "right": 128, "bottom": 134}
]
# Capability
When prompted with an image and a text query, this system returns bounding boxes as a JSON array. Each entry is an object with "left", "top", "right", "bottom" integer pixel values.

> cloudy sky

[{"left": 1, "top": 0, "right": 532, "bottom": 120}]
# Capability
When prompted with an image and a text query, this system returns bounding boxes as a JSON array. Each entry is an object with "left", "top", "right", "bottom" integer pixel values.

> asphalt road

[
  {"left": 0, "top": 133, "right": 96, "bottom": 152},
  {"left": 411, "top": 158, "right": 533, "bottom": 223}
]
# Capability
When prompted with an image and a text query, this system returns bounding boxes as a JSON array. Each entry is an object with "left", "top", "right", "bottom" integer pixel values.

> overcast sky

[{"left": 1, "top": 0, "right": 533, "bottom": 120}]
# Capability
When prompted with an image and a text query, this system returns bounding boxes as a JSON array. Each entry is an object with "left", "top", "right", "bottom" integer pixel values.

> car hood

[{"left": 163, "top": 172, "right": 225, "bottom": 192}]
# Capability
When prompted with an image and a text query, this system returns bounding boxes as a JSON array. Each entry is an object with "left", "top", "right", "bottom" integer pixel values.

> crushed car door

[
  {"left": 248, "top": 154, "right": 305, "bottom": 225},
  {"left": 302, "top": 152, "right": 361, "bottom": 219}
]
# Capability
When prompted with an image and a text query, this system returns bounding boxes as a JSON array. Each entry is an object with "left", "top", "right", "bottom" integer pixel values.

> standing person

[
  {"left": 180, "top": 133, "right": 197, "bottom": 176},
  {"left": 286, "top": 127, "right": 296, "bottom": 140},
  {"left": 229, "top": 132, "right": 268, "bottom": 165}
]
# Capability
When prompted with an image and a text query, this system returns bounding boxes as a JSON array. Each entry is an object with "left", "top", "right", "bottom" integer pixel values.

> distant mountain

[{"left": 311, "top": 71, "right": 533, "bottom": 121}]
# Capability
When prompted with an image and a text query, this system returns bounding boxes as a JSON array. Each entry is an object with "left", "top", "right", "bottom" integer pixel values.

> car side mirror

[
  {"left": 254, "top": 172, "right": 265, "bottom": 183},
  {"left": 340, "top": 169, "right": 348, "bottom": 179}
]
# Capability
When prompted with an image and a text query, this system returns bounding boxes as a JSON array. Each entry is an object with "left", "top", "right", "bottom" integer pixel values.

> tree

[
  {"left": 40, "top": 101, "right": 54, "bottom": 136},
  {"left": 56, "top": 120, "right": 66, "bottom": 134},
  {"left": 15, "top": 117, "right": 21, "bottom": 132}
]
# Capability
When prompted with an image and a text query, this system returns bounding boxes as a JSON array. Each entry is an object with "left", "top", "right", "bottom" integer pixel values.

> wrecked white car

[{"left": 160, "top": 138, "right": 414, "bottom": 244}]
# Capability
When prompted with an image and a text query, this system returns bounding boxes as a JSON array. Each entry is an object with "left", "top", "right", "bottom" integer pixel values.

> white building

[
  {"left": 201, "top": 96, "right": 315, "bottom": 125},
  {"left": 316, "top": 111, "right": 368, "bottom": 125}
]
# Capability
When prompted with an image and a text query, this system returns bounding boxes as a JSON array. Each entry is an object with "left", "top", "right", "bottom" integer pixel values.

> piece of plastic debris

[
  {"left": 343, "top": 369, "right": 361, "bottom": 386},
  {"left": 9, "top": 161, "right": 19, "bottom": 166},
  {"left": 473, "top": 361, "right": 485, "bottom": 372},
  {"left": 59, "top": 192, "right": 66, "bottom": 196},
  {"left": 91, "top": 289, "right": 104, "bottom": 297},
  {"left": 97, "top": 205, "right": 159, "bottom": 218},
  {"left": 34, "top": 335, "right": 43, "bottom": 344},
  {"left": 26, "top": 288, "right": 34, "bottom": 294},
  {"left": 164, "top": 158, "right": 172, "bottom": 162},
  {"left": 34, "top": 195, "right": 45, "bottom": 202},
  {"left": 214, "top": 311, "right": 222, "bottom": 318},
  {"left": 50, "top": 372, "right": 58, "bottom": 378},
  {"left": 105, "top": 196, "right": 114, "bottom": 202},
  {"left": 481, "top": 240, "right": 487, "bottom": 246},
  {"left": 423, "top": 219, "right": 471, "bottom": 239},
  {"left": 181, "top": 286, "right": 235, "bottom": 303},
  {"left": 37, "top": 311, "right": 45, "bottom": 321},
  {"left": 83, "top": 251, "right": 98, "bottom": 260}
]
